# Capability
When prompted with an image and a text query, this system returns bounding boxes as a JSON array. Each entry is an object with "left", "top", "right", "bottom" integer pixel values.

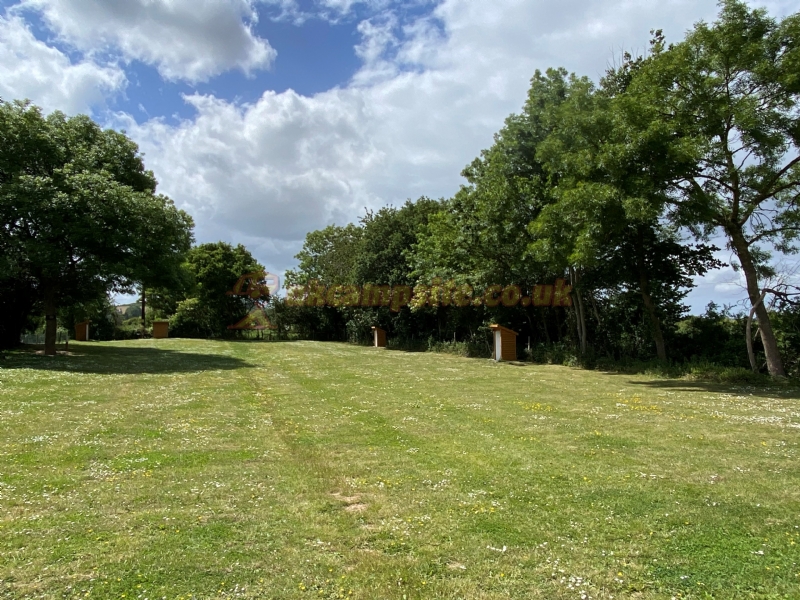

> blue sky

[
  {"left": 2, "top": 0, "right": 798, "bottom": 313},
  {"left": 109, "top": 15, "right": 364, "bottom": 122}
]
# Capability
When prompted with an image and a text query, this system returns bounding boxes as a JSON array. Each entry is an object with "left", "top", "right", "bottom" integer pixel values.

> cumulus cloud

[
  {"left": 108, "top": 0, "right": 735, "bottom": 279},
  {"left": 20, "top": 0, "right": 276, "bottom": 81},
  {"left": 7, "top": 0, "right": 778, "bottom": 304},
  {"left": 0, "top": 14, "right": 125, "bottom": 114},
  {"left": 110, "top": 88, "right": 384, "bottom": 271}
]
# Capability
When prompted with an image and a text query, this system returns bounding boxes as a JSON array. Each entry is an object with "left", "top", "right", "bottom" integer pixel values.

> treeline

[
  {"left": 0, "top": 99, "right": 268, "bottom": 353},
  {"left": 275, "top": 0, "right": 800, "bottom": 377},
  {"left": 65, "top": 242, "right": 269, "bottom": 342}
]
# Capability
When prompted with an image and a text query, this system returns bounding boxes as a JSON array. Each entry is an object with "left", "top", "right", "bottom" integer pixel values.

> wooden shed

[
  {"left": 490, "top": 324, "right": 518, "bottom": 362},
  {"left": 74, "top": 320, "right": 90, "bottom": 342},
  {"left": 372, "top": 326, "right": 387, "bottom": 348},
  {"left": 152, "top": 320, "right": 169, "bottom": 339}
]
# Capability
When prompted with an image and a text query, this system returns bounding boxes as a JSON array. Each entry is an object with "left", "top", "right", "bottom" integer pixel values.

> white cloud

[
  {"left": 7, "top": 0, "right": 788, "bottom": 308},
  {"left": 110, "top": 88, "right": 383, "bottom": 273},
  {"left": 351, "top": 12, "right": 400, "bottom": 84},
  {"left": 21, "top": 0, "right": 276, "bottom": 82},
  {"left": 258, "top": 0, "right": 399, "bottom": 25},
  {"left": 318, "top": 0, "right": 392, "bottom": 16},
  {"left": 109, "top": 0, "right": 738, "bottom": 283},
  {"left": 0, "top": 14, "right": 125, "bottom": 114}
]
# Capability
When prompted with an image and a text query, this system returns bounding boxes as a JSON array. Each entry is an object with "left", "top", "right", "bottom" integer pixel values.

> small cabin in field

[
  {"left": 153, "top": 321, "right": 169, "bottom": 339},
  {"left": 74, "top": 320, "right": 90, "bottom": 342},
  {"left": 489, "top": 324, "right": 517, "bottom": 361},
  {"left": 372, "top": 326, "right": 387, "bottom": 348}
]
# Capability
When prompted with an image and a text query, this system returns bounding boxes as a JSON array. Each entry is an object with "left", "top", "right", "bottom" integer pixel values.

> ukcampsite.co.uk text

[{"left": 285, "top": 279, "right": 574, "bottom": 312}]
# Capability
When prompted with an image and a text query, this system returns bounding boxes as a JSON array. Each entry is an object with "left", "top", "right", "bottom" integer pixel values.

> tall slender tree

[{"left": 618, "top": 0, "right": 800, "bottom": 375}]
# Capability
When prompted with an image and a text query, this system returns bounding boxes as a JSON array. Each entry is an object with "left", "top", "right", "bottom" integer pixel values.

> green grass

[{"left": 1, "top": 339, "right": 799, "bottom": 599}]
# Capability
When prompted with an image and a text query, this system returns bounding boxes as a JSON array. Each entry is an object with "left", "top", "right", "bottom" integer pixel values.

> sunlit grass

[{"left": 1, "top": 339, "right": 799, "bottom": 599}]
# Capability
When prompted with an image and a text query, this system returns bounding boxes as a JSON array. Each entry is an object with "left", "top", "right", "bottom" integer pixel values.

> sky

[{"left": 2, "top": 0, "right": 798, "bottom": 313}]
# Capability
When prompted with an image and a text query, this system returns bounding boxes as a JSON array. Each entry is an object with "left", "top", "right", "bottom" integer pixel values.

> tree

[
  {"left": 410, "top": 71, "right": 574, "bottom": 348},
  {"left": 279, "top": 201, "right": 443, "bottom": 344},
  {"left": 170, "top": 242, "right": 265, "bottom": 338},
  {"left": 0, "top": 100, "right": 194, "bottom": 354},
  {"left": 530, "top": 69, "right": 722, "bottom": 360},
  {"left": 618, "top": 0, "right": 800, "bottom": 375},
  {"left": 355, "top": 198, "right": 441, "bottom": 287},
  {"left": 285, "top": 224, "right": 363, "bottom": 287},
  {"left": 352, "top": 199, "right": 443, "bottom": 342}
]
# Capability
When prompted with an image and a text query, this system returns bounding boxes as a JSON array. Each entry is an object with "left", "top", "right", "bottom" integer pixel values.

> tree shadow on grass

[
  {"left": 484, "top": 359, "right": 800, "bottom": 399},
  {"left": 1, "top": 344, "right": 252, "bottom": 375},
  {"left": 595, "top": 370, "right": 800, "bottom": 400}
]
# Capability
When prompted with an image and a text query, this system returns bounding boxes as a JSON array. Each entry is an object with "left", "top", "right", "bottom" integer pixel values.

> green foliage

[
  {"left": 121, "top": 303, "right": 143, "bottom": 319},
  {"left": 0, "top": 100, "right": 194, "bottom": 351},
  {"left": 426, "top": 338, "right": 491, "bottom": 358},
  {"left": 356, "top": 198, "right": 442, "bottom": 287},
  {"left": 169, "top": 298, "right": 213, "bottom": 339},
  {"left": 167, "top": 242, "right": 266, "bottom": 339},
  {"left": 285, "top": 223, "right": 364, "bottom": 286},
  {"left": 278, "top": 1, "right": 800, "bottom": 376},
  {"left": 60, "top": 294, "right": 118, "bottom": 342},
  {"left": 281, "top": 200, "right": 445, "bottom": 344},
  {"left": 671, "top": 303, "right": 752, "bottom": 368},
  {"left": 615, "top": 0, "right": 800, "bottom": 375},
  {"left": 525, "top": 342, "right": 577, "bottom": 365}
]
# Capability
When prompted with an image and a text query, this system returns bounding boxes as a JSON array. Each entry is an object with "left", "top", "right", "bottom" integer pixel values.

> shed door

[{"left": 494, "top": 331, "right": 502, "bottom": 361}]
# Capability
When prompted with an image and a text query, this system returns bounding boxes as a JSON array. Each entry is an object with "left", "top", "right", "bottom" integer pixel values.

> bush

[
  {"left": 386, "top": 337, "right": 428, "bottom": 352},
  {"left": 169, "top": 298, "right": 213, "bottom": 338},
  {"left": 682, "top": 362, "right": 772, "bottom": 385},
  {"left": 345, "top": 311, "right": 375, "bottom": 345},
  {"left": 525, "top": 342, "right": 577, "bottom": 365},
  {"left": 427, "top": 337, "right": 491, "bottom": 358},
  {"left": 670, "top": 304, "right": 753, "bottom": 368}
]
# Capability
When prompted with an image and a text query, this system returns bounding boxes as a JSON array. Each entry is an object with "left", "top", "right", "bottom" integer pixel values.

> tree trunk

[
  {"left": 540, "top": 308, "right": 551, "bottom": 344},
  {"left": 729, "top": 228, "right": 785, "bottom": 377},
  {"left": 570, "top": 267, "right": 588, "bottom": 354},
  {"left": 636, "top": 228, "right": 667, "bottom": 362},
  {"left": 589, "top": 292, "right": 602, "bottom": 327},
  {"left": 746, "top": 290, "right": 767, "bottom": 373},
  {"left": 141, "top": 287, "right": 146, "bottom": 337},
  {"left": 576, "top": 290, "right": 588, "bottom": 354},
  {"left": 638, "top": 272, "right": 667, "bottom": 361},
  {"left": 44, "top": 287, "right": 58, "bottom": 357}
]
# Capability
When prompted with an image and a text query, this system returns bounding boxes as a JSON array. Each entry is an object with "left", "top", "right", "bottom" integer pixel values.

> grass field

[{"left": 1, "top": 339, "right": 799, "bottom": 599}]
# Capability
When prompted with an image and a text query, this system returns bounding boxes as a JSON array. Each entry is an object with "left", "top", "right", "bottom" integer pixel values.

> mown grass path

[{"left": 1, "top": 340, "right": 799, "bottom": 599}]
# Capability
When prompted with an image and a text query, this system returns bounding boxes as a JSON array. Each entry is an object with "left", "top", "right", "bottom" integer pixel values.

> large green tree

[
  {"left": 618, "top": 0, "right": 800, "bottom": 375},
  {"left": 169, "top": 242, "right": 265, "bottom": 338},
  {"left": 355, "top": 198, "right": 441, "bottom": 287},
  {"left": 285, "top": 223, "right": 364, "bottom": 287},
  {"left": 529, "top": 69, "right": 722, "bottom": 360},
  {"left": 0, "top": 100, "right": 194, "bottom": 354}
]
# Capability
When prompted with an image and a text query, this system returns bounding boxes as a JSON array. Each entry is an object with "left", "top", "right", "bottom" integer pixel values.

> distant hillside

[{"left": 115, "top": 303, "right": 142, "bottom": 319}]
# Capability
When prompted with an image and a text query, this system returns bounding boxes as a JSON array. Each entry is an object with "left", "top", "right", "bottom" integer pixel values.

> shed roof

[{"left": 489, "top": 324, "right": 518, "bottom": 336}]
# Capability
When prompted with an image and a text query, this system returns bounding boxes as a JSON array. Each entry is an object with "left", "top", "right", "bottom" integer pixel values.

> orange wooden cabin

[
  {"left": 490, "top": 324, "right": 518, "bottom": 361},
  {"left": 74, "top": 320, "right": 90, "bottom": 342},
  {"left": 372, "top": 326, "right": 387, "bottom": 348},
  {"left": 152, "top": 320, "right": 169, "bottom": 339}
]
